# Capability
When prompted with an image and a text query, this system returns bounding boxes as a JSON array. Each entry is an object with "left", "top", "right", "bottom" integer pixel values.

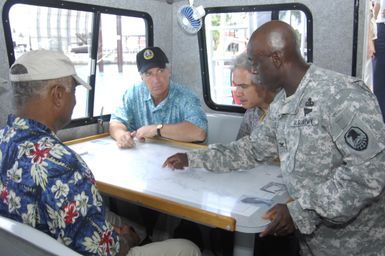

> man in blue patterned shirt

[
  {"left": 0, "top": 50, "right": 201, "bottom": 256},
  {"left": 109, "top": 46, "right": 208, "bottom": 148}
]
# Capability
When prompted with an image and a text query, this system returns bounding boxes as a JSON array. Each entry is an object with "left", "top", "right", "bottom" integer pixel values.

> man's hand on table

[
  {"left": 116, "top": 131, "right": 137, "bottom": 148},
  {"left": 163, "top": 153, "right": 188, "bottom": 170}
]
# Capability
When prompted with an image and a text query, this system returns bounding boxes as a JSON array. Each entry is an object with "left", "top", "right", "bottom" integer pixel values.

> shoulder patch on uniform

[{"left": 344, "top": 127, "right": 368, "bottom": 151}]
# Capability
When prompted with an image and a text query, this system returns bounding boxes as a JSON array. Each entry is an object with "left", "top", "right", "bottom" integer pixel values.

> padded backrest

[
  {"left": 0, "top": 215, "right": 82, "bottom": 256},
  {"left": 207, "top": 113, "right": 242, "bottom": 144}
]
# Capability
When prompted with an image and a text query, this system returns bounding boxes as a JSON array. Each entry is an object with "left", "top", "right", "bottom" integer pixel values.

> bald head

[
  {"left": 248, "top": 20, "right": 301, "bottom": 60},
  {"left": 247, "top": 21, "right": 309, "bottom": 95}
]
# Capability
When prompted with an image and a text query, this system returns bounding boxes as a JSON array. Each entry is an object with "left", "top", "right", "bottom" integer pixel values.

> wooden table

[{"left": 66, "top": 134, "right": 288, "bottom": 255}]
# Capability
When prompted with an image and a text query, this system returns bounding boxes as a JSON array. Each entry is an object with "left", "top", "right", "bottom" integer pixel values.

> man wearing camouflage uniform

[{"left": 163, "top": 21, "right": 385, "bottom": 256}]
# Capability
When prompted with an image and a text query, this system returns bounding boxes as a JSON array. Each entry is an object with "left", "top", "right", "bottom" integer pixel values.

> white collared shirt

[{"left": 376, "top": 0, "right": 385, "bottom": 23}]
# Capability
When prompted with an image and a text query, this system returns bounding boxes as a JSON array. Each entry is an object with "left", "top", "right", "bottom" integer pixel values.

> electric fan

[{"left": 177, "top": 0, "right": 205, "bottom": 34}]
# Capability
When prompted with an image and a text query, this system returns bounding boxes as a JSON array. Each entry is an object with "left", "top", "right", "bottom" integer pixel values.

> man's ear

[
  {"left": 271, "top": 51, "right": 283, "bottom": 69},
  {"left": 50, "top": 84, "right": 66, "bottom": 108}
]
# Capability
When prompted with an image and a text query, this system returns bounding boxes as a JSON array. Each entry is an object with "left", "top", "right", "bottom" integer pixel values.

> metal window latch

[{"left": 97, "top": 106, "right": 104, "bottom": 134}]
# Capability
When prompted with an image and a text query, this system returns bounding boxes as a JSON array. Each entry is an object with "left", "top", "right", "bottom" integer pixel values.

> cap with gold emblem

[{"left": 136, "top": 46, "right": 169, "bottom": 74}]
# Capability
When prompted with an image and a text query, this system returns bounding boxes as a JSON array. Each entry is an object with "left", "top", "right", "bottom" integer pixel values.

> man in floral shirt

[{"left": 0, "top": 50, "right": 200, "bottom": 256}]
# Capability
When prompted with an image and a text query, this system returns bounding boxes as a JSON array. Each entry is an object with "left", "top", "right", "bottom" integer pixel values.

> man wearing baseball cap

[
  {"left": 109, "top": 46, "right": 208, "bottom": 149},
  {"left": 0, "top": 50, "right": 201, "bottom": 256}
]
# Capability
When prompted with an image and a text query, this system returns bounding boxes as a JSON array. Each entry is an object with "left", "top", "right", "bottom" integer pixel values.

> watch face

[{"left": 157, "top": 124, "right": 163, "bottom": 137}]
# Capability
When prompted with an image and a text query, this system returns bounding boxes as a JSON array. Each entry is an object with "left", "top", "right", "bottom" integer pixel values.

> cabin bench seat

[
  {"left": 0, "top": 215, "right": 81, "bottom": 256},
  {"left": 206, "top": 113, "right": 243, "bottom": 144}
]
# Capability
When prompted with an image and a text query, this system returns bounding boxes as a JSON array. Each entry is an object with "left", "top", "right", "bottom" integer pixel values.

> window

[
  {"left": 3, "top": 0, "right": 153, "bottom": 127},
  {"left": 198, "top": 3, "right": 312, "bottom": 112},
  {"left": 94, "top": 14, "right": 146, "bottom": 116},
  {"left": 8, "top": 5, "right": 94, "bottom": 119}
]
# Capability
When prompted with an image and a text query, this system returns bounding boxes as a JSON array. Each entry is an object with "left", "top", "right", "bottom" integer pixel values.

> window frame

[
  {"left": 2, "top": 0, "right": 154, "bottom": 128},
  {"left": 197, "top": 3, "right": 313, "bottom": 113}
]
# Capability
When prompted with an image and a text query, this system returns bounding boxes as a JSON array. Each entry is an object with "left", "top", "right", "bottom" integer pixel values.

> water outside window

[{"left": 93, "top": 14, "right": 146, "bottom": 116}]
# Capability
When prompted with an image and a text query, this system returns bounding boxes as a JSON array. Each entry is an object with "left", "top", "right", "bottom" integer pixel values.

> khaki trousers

[
  {"left": 105, "top": 208, "right": 201, "bottom": 256},
  {"left": 127, "top": 239, "right": 201, "bottom": 256}
]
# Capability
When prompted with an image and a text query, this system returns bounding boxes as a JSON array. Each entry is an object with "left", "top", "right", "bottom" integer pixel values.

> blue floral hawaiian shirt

[{"left": 0, "top": 115, "right": 120, "bottom": 255}]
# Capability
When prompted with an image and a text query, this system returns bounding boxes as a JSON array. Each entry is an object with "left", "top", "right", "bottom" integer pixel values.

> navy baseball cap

[{"left": 136, "top": 47, "right": 169, "bottom": 73}]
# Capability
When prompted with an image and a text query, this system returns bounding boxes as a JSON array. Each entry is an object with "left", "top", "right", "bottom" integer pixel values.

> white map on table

[{"left": 69, "top": 137, "right": 288, "bottom": 232}]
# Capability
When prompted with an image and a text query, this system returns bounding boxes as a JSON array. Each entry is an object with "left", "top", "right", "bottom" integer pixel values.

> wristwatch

[{"left": 156, "top": 124, "right": 163, "bottom": 137}]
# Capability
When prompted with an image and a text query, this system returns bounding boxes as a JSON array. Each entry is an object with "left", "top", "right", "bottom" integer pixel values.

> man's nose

[{"left": 150, "top": 74, "right": 160, "bottom": 82}]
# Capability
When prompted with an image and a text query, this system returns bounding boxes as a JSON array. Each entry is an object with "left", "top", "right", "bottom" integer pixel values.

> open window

[
  {"left": 198, "top": 3, "right": 313, "bottom": 112},
  {"left": 3, "top": 0, "right": 153, "bottom": 127}
]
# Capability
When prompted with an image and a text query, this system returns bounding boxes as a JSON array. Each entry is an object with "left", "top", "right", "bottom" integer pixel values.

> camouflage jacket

[{"left": 188, "top": 65, "right": 385, "bottom": 256}]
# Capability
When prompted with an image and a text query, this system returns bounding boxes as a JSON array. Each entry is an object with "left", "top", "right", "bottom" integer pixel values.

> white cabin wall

[
  {"left": 0, "top": 26, "right": 12, "bottom": 127},
  {"left": 0, "top": 0, "right": 367, "bottom": 141}
]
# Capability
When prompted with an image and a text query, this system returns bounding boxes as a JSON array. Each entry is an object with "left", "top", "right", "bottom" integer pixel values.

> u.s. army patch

[{"left": 344, "top": 127, "right": 368, "bottom": 151}]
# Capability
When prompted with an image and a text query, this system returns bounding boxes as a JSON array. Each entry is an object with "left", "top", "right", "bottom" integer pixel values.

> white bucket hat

[{"left": 9, "top": 49, "right": 91, "bottom": 90}]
